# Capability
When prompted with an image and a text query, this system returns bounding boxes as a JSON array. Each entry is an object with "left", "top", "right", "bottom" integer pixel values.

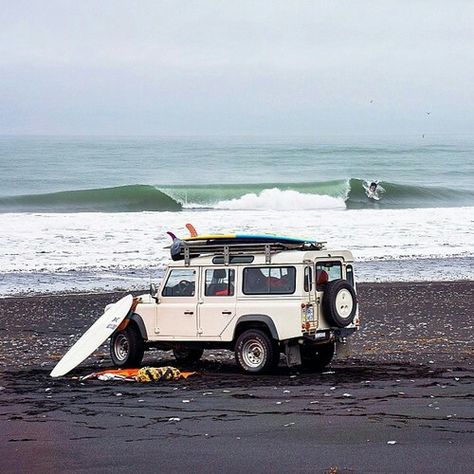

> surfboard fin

[
  {"left": 166, "top": 231, "right": 177, "bottom": 241},
  {"left": 185, "top": 223, "right": 198, "bottom": 237}
]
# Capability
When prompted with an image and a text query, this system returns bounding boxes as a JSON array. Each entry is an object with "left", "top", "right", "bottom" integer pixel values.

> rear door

[
  {"left": 315, "top": 260, "right": 343, "bottom": 328},
  {"left": 198, "top": 267, "right": 236, "bottom": 339}
]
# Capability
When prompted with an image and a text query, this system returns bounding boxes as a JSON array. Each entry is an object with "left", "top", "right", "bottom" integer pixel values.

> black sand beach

[{"left": 1, "top": 282, "right": 473, "bottom": 473}]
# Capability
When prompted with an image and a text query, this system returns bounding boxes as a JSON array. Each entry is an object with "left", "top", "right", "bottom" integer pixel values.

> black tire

[
  {"left": 235, "top": 329, "right": 278, "bottom": 374},
  {"left": 110, "top": 324, "right": 145, "bottom": 368},
  {"left": 173, "top": 347, "right": 204, "bottom": 364},
  {"left": 322, "top": 279, "right": 357, "bottom": 328},
  {"left": 301, "top": 342, "right": 335, "bottom": 371}
]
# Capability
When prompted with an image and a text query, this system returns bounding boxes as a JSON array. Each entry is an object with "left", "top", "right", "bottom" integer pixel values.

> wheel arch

[
  {"left": 128, "top": 313, "right": 148, "bottom": 341},
  {"left": 233, "top": 314, "right": 279, "bottom": 341}
]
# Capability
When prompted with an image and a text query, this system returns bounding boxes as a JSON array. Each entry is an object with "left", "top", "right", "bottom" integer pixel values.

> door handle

[
  {"left": 184, "top": 311, "right": 194, "bottom": 315},
  {"left": 221, "top": 311, "right": 232, "bottom": 315}
]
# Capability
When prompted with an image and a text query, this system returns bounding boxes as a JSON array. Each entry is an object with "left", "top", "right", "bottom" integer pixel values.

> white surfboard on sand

[{"left": 50, "top": 294, "right": 133, "bottom": 378}]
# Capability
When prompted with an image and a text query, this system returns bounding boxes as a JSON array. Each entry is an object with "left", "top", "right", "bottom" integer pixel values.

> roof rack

[{"left": 175, "top": 240, "right": 326, "bottom": 266}]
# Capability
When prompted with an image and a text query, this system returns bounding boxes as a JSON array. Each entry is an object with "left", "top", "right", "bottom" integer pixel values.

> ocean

[{"left": 1, "top": 135, "right": 473, "bottom": 296}]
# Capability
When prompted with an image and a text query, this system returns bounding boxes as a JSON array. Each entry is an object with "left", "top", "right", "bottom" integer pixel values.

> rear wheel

[
  {"left": 173, "top": 347, "right": 204, "bottom": 364},
  {"left": 301, "top": 342, "right": 335, "bottom": 371},
  {"left": 110, "top": 324, "right": 144, "bottom": 368},
  {"left": 235, "top": 329, "right": 278, "bottom": 374}
]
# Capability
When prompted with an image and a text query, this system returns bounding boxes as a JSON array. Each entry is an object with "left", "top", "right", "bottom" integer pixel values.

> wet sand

[{"left": 1, "top": 282, "right": 473, "bottom": 473}]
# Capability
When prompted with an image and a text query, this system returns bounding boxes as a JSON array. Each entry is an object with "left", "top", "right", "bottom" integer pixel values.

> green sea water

[{"left": 2, "top": 135, "right": 473, "bottom": 211}]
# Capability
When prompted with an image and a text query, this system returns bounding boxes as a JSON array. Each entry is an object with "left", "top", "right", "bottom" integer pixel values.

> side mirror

[{"left": 150, "top": 283, "right": 158, "bottom": 302}]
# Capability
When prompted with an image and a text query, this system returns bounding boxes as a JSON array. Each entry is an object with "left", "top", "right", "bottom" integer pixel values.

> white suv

[{"left": 109, "top": 243, "right": 359, "bottom": 374}]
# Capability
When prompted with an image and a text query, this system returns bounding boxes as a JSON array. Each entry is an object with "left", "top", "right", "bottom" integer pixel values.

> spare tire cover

[{"left": 322, "top": 279, "right": 357, "bottom": 328}]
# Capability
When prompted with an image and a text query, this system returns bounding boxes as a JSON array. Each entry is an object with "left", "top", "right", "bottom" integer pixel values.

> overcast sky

[{"left": 1, "top": 1, "right": 473, "bottom": 135}]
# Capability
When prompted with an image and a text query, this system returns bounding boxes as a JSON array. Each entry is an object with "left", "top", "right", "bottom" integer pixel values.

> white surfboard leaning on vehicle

[{"left": 50, "top": 294, "right": 134, "bottom": 378}]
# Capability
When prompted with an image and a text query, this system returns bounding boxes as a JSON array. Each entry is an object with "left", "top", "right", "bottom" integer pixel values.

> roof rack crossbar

[{"left": 180, "top": 240, "right": 326, "bottom": 265}]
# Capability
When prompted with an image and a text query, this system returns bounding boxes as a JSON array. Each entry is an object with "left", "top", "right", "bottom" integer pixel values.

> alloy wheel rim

[
  {"left": 242, "top": 339, "right": 266, "bottom": 368},
  {"left": 114, "top": 334, "right": 129, "bottom": 361}
]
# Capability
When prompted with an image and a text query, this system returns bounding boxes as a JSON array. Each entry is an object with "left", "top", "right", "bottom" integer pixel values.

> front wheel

[
  {"left": 235, "top": 329, "right": 277, "bottom": 374},
  {"left": 301, "top": 342, "right": 335, "bottom": 371},
  {"left": 110, "top": 324, "right": 145, "bottom": 368}
]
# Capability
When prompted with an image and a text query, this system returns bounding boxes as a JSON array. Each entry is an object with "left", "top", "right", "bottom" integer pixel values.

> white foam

[
  {"left": 213, "top": 188, "right": 345, "bottom": 210},
  {"left": 0, "top": 206, "right": 473, "bottom": 294}
]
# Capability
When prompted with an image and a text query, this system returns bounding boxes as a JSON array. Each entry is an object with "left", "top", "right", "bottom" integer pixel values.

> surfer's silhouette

[{"left": 369, "top": 182, "right": 378, "bottom": 193}]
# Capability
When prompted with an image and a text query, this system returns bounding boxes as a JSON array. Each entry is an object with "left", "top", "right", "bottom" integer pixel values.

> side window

[
  {"left": 243, "top": 267, "right": 296, "bottom": 295},
  {"left": 304, "top": 266, "right": 312, "bottom": 292},
  {"left": 162, "top": 269, "right": 196, "bottom": 297},
  {"left": 346, "top": 265, "right": 354, "bottom": 287},
  {"left": 316, "top": 262, "right": 342, "bottom": 290},
  {"left": 205, "top": 268, "right": 235, "bottom": 297}
]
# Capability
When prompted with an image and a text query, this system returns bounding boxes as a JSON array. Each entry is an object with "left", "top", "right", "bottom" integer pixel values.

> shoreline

[{"left": 1, "top": 278, "right": 472, "bottom": 300}]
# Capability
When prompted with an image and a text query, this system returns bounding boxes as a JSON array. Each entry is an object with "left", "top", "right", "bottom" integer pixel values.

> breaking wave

[
  {"left": 344, "top": 178, "right": 474, "bottom": 209},
  {"left": 0, "top": 185, "right": 182, "bottom": 212},
  {"left": 212, "top": 188, "right": 344, "bottom": 210},
  {"left": 0, "top": 179, "right": 472, "bottom": 213}
]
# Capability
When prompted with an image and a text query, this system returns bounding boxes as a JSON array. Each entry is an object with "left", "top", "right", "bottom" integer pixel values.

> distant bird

[
  {"left": 369, "top": 99, "right": 374, "bottom": 103},
  {"left": 426, "top": 112, "right": 431, "bottom": 115},
  {"left": 422, "top": 134, "right": 425, "bottom": 138}
]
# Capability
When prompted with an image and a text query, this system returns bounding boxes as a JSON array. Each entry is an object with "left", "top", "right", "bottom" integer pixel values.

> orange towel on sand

[{"left": 81, "top": 367, "right": 195, "bottom": 382}]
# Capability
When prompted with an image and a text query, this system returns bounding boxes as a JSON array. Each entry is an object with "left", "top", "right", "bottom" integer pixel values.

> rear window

[
  {"left": 304, "top": 266, "right": 312, "bottom": 292},
  {"left": 316, "top": 262, "right": 342, "bottom": 290},
  {"left": 243, "top": 267, "right": 296, "bottom": 295},
  {"left": 346, "top": 265, "right": 354, "bottom": 287}
]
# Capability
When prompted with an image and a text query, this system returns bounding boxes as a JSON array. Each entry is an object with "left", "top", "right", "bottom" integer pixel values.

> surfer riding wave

[{"left": 362, "top": 180, "right": 385, "bottom": 201}]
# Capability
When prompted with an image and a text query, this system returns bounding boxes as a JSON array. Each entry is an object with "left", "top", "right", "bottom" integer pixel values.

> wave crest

[
  {"left": 1, "top": 179, "right": 472, "bottom": 213},
  {"left": 344, "top": 178, "right": 474, "bottom": 209},
  {"left": 0, "top": 185, "right": 182, "bottom": 212},
  {"left": 212, "top": 188, "right": 345, "bottom": 210}
]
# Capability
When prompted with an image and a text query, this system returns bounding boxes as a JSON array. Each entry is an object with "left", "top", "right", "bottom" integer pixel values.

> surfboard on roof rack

[
  {"left": 168, "top": 232, "right": 325, "bottom": 262},
  {"left": 181, "top": 232, "right": 319, "bottom": 244}
]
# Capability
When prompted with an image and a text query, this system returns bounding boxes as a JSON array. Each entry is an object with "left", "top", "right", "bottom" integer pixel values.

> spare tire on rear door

[{"left": 322, "top": 279, "right": 357, "bottom": 328}]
